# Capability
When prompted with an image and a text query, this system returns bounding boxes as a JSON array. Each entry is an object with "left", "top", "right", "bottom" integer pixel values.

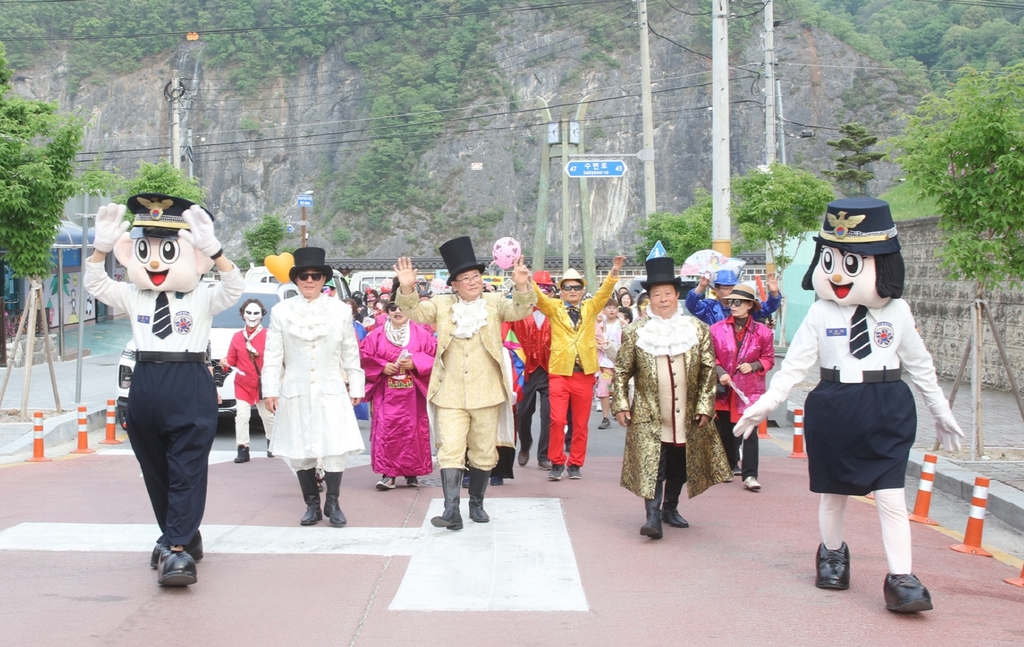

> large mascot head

[
  {"left": 112, "top": 193, "right": 215, "bottom": 293},
  {"left": 801, "top": 197, "right": 905, "bottom": 309}
]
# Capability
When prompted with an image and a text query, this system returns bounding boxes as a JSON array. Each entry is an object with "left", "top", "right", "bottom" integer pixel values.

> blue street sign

[
  {"left": 286, "top": 224, "right": 295, "bottom": 234},
  {"left": 565, "top": 160, "right": 627, "bottom": 178},
  {"left": 297, "top": 195, "right": 313, "bottom": 207}
]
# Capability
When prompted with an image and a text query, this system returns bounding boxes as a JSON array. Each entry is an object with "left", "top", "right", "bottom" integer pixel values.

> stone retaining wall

[{"left": 900, "top": 216, "right": 1024, "bottom": 390}]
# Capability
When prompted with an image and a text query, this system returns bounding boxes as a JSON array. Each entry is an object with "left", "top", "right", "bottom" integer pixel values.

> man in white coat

[{"left": 262, "top": 247, "right": 365, "bottom": 527}]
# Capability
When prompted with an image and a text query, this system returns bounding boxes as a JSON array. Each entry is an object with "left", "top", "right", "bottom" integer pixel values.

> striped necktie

[
  {"left": 849, "top": 305, "right": 871, "bottom": 359},
  {"left": 152, "top": 292, "right": 172, "bottom": 339}
]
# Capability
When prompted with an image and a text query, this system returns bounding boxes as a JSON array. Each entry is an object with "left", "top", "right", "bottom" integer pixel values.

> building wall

[{"left": 900, "top": 216, "right": 1024, "bottom": 390}]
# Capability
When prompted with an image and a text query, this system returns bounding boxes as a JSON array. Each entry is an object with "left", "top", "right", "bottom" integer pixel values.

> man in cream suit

[{"left": 394, "top": 237, "right": 535, "bottom": 530}]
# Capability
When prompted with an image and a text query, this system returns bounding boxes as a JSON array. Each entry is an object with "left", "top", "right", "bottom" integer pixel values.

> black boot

[
  {"left": 266, "top": 436, "right": 274, "bottom": 458},
  {"left": 431, "top": 468, "right": 464, "bottom": 530},
  {"left": 661, "top": 478, "right": 689, "bottom": 528},
  {"left": 234, "top": 445, "right": 250, "bottom": 463},
  {"left": 296, "top": 468, "right": 323, "bottom": 526},
  {"left": 323, "top": 471, "right": 347, "bottom": 527},
  {"left": 640, "top": 480, "right": 664, "bottom": 539},
  {"left": 467, "top": 467, "right": 490, "bottom": 523},
  {"left": 816, "top": 542, "right": 851, "bottom": 590},
  {"left": 883, "top": 573, "right": 933, "bottom": 613}
]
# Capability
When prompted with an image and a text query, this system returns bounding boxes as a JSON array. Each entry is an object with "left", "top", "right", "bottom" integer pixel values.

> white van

[{"left": 349, "top": 270, "right": 396, "bottom": 295}]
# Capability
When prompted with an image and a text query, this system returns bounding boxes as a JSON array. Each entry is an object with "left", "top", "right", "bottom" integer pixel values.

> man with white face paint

[
  {"left": 221, "top": 299, "right": 275, "bottom": 463},
  {"left": 735, "top": 198, "right": 964, "bottom": 613}
]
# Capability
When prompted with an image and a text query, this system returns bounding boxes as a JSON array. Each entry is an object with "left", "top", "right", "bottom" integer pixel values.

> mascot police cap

[
  {"left": 814, "top": 197, "right": 900, "bottom": 255},
  {"left": 127, "top": 193, "right": 210, "bottom": 239}
]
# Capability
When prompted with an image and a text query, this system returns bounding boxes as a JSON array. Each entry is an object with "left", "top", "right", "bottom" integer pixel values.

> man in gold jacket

[
  {"left": 613, "top": 256, "right": 731, "bottom": 539},
  {"left": 534, "top": 256, "right": 625, "bottom": 480},
  {"left": 394, "top": 237, "right": 535, "bottom": 530}
]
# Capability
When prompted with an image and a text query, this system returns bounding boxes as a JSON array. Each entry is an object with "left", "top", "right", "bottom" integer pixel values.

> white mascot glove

[
  {"left": 934, "top": 409, "right": 964, "bottom": 452},
  {"left": 93, "top": 203, "right": 129, "bottom": 253},
  {"left": 181, "top": 205, "right": 223, "bottom": 258},
  {"left": 734, "top": 398, "right": 773, "bottom": 439}
]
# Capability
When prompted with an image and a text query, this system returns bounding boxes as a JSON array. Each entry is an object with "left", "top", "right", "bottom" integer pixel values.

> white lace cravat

[
  {"left": 636, "top": 308, "right": 699, "bottom": 357},
  {"left": 450, "top": 297, "right": 489, "bottom": 339},
  {"left": 285, "top": 294, "right": 329, "bottom": 341}
]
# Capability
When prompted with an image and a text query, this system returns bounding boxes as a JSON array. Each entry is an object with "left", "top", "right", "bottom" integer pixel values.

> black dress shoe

[
  {"left": 884, "top": 574, "right": 933, "bottom": 613},
  {"left": 518, "top": 450, "right": 529, "bottom": 466},
  {"left": 815, "top": 542, "right": 851, "bottom": 590},
  {"left": 150, "top": 530, "right": 203, "bottom": 569},
  {"left": 157, "top": 549, "right": 197, "bottom": 587},
  {"left": 234, "top": 445, "right": 250, "bottom": 463}
]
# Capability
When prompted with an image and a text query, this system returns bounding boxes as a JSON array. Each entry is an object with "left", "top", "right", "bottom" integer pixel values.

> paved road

[{"left": 2, "top": 413, "right": 1022, "bottom": 647}]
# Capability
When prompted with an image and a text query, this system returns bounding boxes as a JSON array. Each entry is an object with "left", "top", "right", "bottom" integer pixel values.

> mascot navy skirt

[{"left": 804, "top": 380, "right": 916, "bottom": 495}]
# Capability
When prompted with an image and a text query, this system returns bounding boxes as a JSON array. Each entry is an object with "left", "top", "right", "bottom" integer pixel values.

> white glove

[
  {"left": 935, "top": 409, "right": 964, "bottom": 452},
  {"left": 93, "top": 203, "right": 129, "bottom": 253},
  {"left": 734, "top": 398, "right": 773, "bottom": 439},
  {"left": 181, "top": 205, "right": 222, "bottom": 258}
]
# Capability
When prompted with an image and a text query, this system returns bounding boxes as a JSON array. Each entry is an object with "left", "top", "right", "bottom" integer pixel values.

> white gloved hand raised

[
  {"left": 734, "top": 397, "right": 773, "bottom": 439},
  {"left": 180, "top": 205, "right": 222, "bottom": 258},
  {"left": 934, "top": 409, "right": 964, "bottom": 452},
  {"left": 92, "top": 203, "right": 129, "bottom": 253}
]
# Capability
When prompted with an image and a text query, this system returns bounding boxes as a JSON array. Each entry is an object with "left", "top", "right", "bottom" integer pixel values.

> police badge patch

[
  {"left": 174, "top": 311, "right": 194, "bottom": 335},
  {"left": 873, "top": 321, "right": 895, "bottom": 348}
]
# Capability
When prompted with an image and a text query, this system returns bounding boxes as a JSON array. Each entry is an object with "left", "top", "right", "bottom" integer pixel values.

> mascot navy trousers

[{"left": 126, "top": 360, "right": 218, "bottom": 547}]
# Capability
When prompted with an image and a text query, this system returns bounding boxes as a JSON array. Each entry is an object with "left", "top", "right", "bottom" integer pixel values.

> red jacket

[
  {"left": 509, "top": 309, "right": 551, "bottom": 376},
  {"left": 224, "top": 327, "right": 268, "bottom": 404}
]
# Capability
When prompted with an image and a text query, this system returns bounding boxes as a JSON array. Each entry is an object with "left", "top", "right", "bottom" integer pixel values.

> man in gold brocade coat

[{"left": 612, "top": 256, "right": 731, "bottom": 539}]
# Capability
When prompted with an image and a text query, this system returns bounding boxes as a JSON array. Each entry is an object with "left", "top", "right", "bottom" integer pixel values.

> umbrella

[{"left": 679, "top": 249, "right": 729, "bottom": 276}]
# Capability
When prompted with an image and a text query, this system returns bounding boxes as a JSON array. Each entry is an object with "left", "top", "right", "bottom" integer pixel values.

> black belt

[
  {"left": 820, "top": 367, "right": 903, "bottom": 384},
  {"left": 136, "top": 351, "right": 207, "bottom": 363}
]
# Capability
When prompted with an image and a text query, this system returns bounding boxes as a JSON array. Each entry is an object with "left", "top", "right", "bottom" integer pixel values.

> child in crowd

[{"left": 595, "top": 298, "right": 622, "bottom": 429}]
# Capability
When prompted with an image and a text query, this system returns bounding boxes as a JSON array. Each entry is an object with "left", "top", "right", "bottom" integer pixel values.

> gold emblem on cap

[
  {"left": 137, "top": 197, "right": 174, "bottom": 221},
  {"left": 826, "top": 210, "right": 866, "bottom": 239}
]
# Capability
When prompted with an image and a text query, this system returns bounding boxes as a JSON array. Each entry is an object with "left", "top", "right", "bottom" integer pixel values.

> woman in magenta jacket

[{"left": 709, "top": 283, "right": 775, "bottom": 492}]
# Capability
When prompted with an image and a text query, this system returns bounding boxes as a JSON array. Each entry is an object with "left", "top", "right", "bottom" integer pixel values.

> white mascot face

[
  {"left": 811, "top": 245, "right": 890, "bottom": 309},
  {"left": 113, "top": 231, "right": 214, "bottom": 293},
  {"left": 243, "top": 304, "right": 263, "bottom": 328}
]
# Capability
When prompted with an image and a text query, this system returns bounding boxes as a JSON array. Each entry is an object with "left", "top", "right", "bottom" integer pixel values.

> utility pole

[
  {"left": 170, "top": 69, "right": 181, "bottom": 169},
  {"left": 711, "top": 0, "right": 731, "bottom": 257},
  {"left": 574, "top": 96, "right": 596, "bottom": 288},
  {"left": 533, "top": 99, "right": 553, "bottom": 272},
  {"left": 185, "top": 128, "right": 194, "bottom": 178},
  {"left": 561, "top": 108, "right": 571, "bottom": 272},
  {"left": 637, "top": 0, "right": 657, "bottom": 215},
  {"left": 763, "top": 0, "right": 776, "bottom": 165},
  {"left": 776, "top": 79, "right": 787, "bottom": 164}
]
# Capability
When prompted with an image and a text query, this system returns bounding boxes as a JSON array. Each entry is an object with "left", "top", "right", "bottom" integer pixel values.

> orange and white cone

[
  {"left": 788, "top": 408, "right": 807, "bottom": 459},
  {"left": 1005, "top": 562, "right": 1024, "bottom": 587},
  {"left": 908, "top": 454, "right": 939, "bottom": 525},
  {"left": 99, "top": 399, "right": 122, "bottom": 445},
  {"left": 951, "top": 476, "right": 993, "bottom": 557},
  {"left": 25, "top": 411, "right": 51, "bottom": 463},
  {"left": 71, "top": 405, "right": 95, "bottom": 454},
  {"left": 757, "top": 420, "right": 771, "bottom": 439}
]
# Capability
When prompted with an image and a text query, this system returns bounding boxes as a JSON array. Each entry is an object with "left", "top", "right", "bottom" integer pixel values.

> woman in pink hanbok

[{"left": 361, "top": 302, "right": 437, "bottom": 489}]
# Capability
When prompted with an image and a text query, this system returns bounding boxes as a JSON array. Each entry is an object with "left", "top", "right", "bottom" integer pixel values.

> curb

[
  {"left": 907, "top": 450, "right": 1024, "bottom": 534},
  {"left": 0, "top": 405, "right": 108, "bottom": 456}
]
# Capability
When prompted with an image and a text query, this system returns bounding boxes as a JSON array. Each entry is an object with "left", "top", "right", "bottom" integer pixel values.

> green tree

[
  {"left": 634, "top": 190, "right": 712, "bottom": 264},
  {"left": 244, "top": 215, "right": 286, "bottom": 266},
  {"left": 822, "top": 122, "right": 887, "bottom": 197},
  {"left": 115, "top": 160, "right": 206, "bottom": 212},
  {"left": 891, "top": 64, "right": 1024, "bottom": 295}
]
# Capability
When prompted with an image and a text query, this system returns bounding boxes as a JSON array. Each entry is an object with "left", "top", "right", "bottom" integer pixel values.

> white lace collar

[
  {"left": 451, "top": 296, "right": 488, "bottom": 339},
  {"left": 635, "top": 308, "right": 699, "bottom": 357},
  {"left": 284, "top": 294, "right": 329, "bottom": 341}
]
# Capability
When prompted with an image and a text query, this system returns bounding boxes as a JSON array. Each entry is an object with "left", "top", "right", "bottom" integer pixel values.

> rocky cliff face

[{"left": 13, "top": 11, "right": 917, "bottom": 260}]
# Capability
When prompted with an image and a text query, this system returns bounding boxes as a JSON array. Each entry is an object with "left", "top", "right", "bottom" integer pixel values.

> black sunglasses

[
  {"left": 723, "top": 298, "right": 751, "bottom": 307},
  {"left": 297, "top": 271, "right": 324, "bottom": 282},
  {"left": 562, "top": 284, "right": 584, "bottom": 292}
]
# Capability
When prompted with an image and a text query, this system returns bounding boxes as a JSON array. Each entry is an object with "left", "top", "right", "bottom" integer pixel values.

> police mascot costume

[
  {"left": 85, "top": 194, "right": 244, "bottom": 586},
  {"left": 734, "top": 197, "right": 963, "bottom": 613}
]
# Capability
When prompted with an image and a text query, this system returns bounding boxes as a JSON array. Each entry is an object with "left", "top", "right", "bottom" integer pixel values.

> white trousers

[
  {"left": 289, "top": 456, "right": 348, "bottom": 472},
  {"left": 234, "top": 399, "right": 275, "bottom": 446},
  {"left": 819, "top": 488, "right": 913, "bottom": 575}
]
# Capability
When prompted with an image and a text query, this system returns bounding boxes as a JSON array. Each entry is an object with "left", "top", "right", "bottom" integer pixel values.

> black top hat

[
  {"left": 814, "top": 197, "right": 900, "bottom": 255},
  {"left": 439, "top": 236, "right": 486, "bottom": 285},
  {"left": 289, "top": 247, "right": 332, "bottom": 283},
  {"left": 127, "top": 193, "right": 205, "bottom": 239},
  {"left": 641, "top": 256, "right": 682, "bottom": 291}
]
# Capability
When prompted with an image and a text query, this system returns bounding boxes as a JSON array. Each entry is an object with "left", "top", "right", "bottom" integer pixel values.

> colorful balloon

[
  {"left": 264, "top": 252, "right": 295, "bottom": 283},
  {"left": 492, "top": 237, "right": 521, "bottom": 270}
]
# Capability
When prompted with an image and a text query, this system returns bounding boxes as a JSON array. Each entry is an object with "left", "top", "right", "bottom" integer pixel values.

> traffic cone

[
  {"left": 98, "top": 399, "right": 122, "bottom": 445},
  {"left": 1005, "top": 563, "right": 1024, "bottom": 587},
  {"left": 908, "top": 454, "right": 939, "bottom": 525},
  {"left": 951, "top": 476, "right": 993, "bottom": 557},
  {"left": 71, "top": 405, "right": 95, "bottom": 454},
  {"left": 788, "top": 408, "right": 807, "bottom": 459},
  {"left": 25, "top": 411, "right": 51, "bottom": 462},
  {"left": 757, "top": 420, "right": 771, "bottom": 439}
]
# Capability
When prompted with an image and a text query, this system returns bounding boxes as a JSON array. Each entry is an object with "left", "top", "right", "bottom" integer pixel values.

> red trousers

[{"left": 548, "top": 372, "right": 596, "bottom": 467}]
